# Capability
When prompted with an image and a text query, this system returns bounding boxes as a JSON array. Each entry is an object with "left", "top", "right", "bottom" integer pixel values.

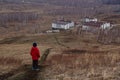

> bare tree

[{"left": 97, "top": 26, "right": 120, "bottom": 44}]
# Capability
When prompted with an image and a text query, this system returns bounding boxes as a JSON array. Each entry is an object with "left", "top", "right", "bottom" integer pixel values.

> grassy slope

[{"left": 0, "top": 32, "right": 120, "bottom": 80}]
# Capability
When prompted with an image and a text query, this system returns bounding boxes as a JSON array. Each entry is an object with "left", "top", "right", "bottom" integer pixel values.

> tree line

[
  {"left": 97, "top": 26, "right": 120, "bottom": 44},
  {"left": 0, "top": 12, "right": 39, "bottom": 27}
]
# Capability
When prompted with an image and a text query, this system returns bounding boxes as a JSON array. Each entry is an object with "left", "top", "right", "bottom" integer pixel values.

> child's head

[{"left": 33, "top": 42, "right": 37, "bottom": 47}]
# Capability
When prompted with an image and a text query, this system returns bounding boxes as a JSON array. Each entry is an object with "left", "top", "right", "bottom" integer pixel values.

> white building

[
  {"left": 82, "top": 21, "right": 111, "bottom": 32},
  {"left": 52, "top": 20, "right": 74, "bottom": 30},
  {"left": 82, "top": 17, "right": 98, "bottom": 22}
]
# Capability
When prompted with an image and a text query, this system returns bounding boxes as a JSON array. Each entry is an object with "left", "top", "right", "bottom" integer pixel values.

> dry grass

[
  {"left": 0, "top": 33, "right": 120, "bottom": 80},
  {"left": 43, "top": 48, "right": 120, "bottom": 80},
  {"left": 49, "top": 49, "right": 120, "bottom": 68},
  {"left": 0, "top": 56, "right": 22, "bottom": 75},
  {"left": 0, "top": 57, "right": 22, "bottom": 66}
]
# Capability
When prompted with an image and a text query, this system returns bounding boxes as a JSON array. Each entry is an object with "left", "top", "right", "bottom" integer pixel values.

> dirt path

[
  {"left": 0, "top": 48, "right": 52, "bottom": 80},
  {"left": 0, "top": 64, "right": 46, "bottom": 80},
  {"left": 0, "top": 65, "right": 24, "bottom": 80}
]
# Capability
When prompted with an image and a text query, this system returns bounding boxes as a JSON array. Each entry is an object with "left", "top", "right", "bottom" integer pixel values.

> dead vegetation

[
  {"left": 0, "top": 56, "right": 22, "bottom": 65},
  {"left": 43, "top": 48, "right": 120, "bottom": 79},
  {"left": 97, "top": 26, "right": 120, "bottom": 44},
  {"left": 0, "top": 32, "right": 120, "bottom": 80},
  {"left": 49, "top": 49, "right": 119, "bottom": 68},
  {"left": 0, "top": 1, "right": 120, "bottom": 79}
]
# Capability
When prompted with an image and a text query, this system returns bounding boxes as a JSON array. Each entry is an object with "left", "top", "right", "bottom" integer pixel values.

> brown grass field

[
  {"left": 0, "top": 32, "right": 120, "bottom": 80},
  {"left": 0, "top": 1, "right": 120, "bottom": 80}
]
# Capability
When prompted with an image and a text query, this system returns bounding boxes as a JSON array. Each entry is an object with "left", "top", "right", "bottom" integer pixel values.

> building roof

[
  {"left": 83, "top": 21, "right": 104, "bottom": 28},
  {"left": 53, "top": 20, "right": 72, "bottom": 25}
]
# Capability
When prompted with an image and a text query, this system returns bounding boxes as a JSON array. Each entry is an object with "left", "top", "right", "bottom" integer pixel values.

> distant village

[
  {"left": 45, "top": 17, "right": 120, "bottom": 44},
  {"left": 46, "top": 17, "right": 116, "bottom": 33}
]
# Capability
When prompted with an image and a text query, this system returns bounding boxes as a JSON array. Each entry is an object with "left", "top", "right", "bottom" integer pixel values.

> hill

[
  {"left": 0, "top": 32, "right": 120, "bottom": 80},
  {"left": 0, "top": 0, "right": 120, "bottom": 16},
  {"left": 0, "top": 0, "right": 120, "bottom": 38},
  {"left": 103, "top": 0, "right": 120, "bottom": 4}
]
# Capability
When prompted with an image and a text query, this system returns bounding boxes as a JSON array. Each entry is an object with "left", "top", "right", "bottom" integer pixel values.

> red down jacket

[{"left": 30, "top": 47, "right": 40, "bottom": 60}]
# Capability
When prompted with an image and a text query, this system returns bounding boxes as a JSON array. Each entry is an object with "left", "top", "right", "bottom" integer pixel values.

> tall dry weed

[
  {"left": 48, "top": 49, "right": 120, "bottom": 69},
  {"left": 0, "top": 57, "right": 22, "bottom": 66}
]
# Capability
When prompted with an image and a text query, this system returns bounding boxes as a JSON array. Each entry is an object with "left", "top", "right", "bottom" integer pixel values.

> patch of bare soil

[
  {"left": 0, "top": 65, "right": 46, "bottom": 80},
  {"left": 0, "top": 72, "right": 13, "bottom": 80},
  {"left": 0, "top": 66, "right": 23, "bottom": 80}
]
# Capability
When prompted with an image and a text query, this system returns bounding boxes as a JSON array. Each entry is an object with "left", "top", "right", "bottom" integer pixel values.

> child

[{"left": 30, "top": 42, "right": 40, "bottom": 70}]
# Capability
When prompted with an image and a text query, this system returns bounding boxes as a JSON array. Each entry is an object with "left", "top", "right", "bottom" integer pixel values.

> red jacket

[{"left": 30, "top": 47, "right": 40, "bottom": 60}]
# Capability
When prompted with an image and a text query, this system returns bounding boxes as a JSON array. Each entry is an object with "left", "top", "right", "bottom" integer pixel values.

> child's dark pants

[{"left": 32, "top": 60, "right": 38, "bottom": 69}]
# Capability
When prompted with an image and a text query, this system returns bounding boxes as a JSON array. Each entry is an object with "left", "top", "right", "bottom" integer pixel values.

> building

[
  {"left": 82, "top": 17, "right": 98, "bottom": 22},
  {"left": 52, "top": 20, "right": 74, "bottom": 30},
  {"left": 82, "top": 21, "right": 111, "bottom": 32}
]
